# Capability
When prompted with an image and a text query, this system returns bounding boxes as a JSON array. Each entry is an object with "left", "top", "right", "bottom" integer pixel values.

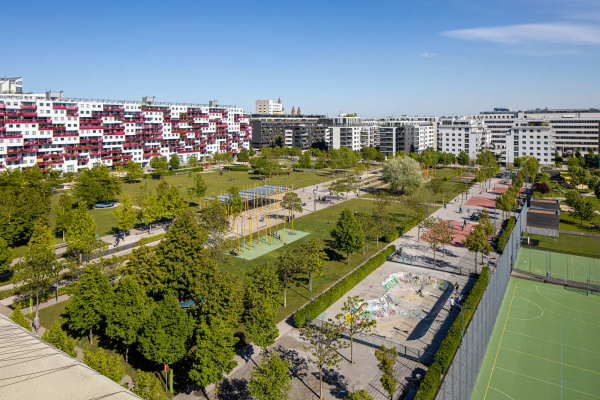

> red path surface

[
  {"left": 465, "top": 196, "right": 496, "bottom": 208},
  {"left": 489, "top": 185, "right": 508, "bottom": 194},
  {"left": 446, "top": 220, "right": 477, "bottom": 246}
]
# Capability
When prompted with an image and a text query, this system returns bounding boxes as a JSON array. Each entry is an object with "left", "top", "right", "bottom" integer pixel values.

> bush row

[
  {"left": 137, "top": 233, "right": 167, "bottom": 246},
  {"left": 496, "top": 217, "right": 516, "bottom": 253},
  {"left": 224, "top": 165, "right": 249, "bottom": 171},
  {"left": 414, "top": 267, "right": 490, "bottom": 400},
  {"left": 292, "top": 246, "right": 395, "bottom": 327}
]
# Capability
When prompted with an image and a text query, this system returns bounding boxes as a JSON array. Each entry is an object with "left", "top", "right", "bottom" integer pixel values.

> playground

[
  {"left": 472, "top": 277, "right": 600, "bottom": 400},
  {"left": 319, "top": 262, "right": 465, "bottom": 353},
  {"left": 232, "top": 228, "right": 310, "bottom": 260}
]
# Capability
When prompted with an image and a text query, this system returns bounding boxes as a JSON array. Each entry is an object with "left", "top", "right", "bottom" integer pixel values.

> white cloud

[
  {"left": 442, "top": 23, "right": 600, "bottom": 45},
  {"left": 419, "top": 52, "right": 437, "bottom": 58}
]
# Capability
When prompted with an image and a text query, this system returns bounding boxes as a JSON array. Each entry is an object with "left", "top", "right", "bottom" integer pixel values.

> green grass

[
  {"left": 515, "top": 247, "right": 600, "bottom": 284},
  {"left": 472, "top": 277, "right": 600, "bottom": 400},
  {"left": 559, "top": 212, "right": 600, "bottom": 234},
  {"left": 27, "top": 299, "right": 69, "bottom": 328},
  {"left": 526, "top": 233, "right": 600, "bottom": 259},
  {"left": 220, "top": 198, "right": 424, "bottom": 321}
]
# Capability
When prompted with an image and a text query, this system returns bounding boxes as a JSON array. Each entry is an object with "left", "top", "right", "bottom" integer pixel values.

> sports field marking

[
  {"left": 502, "top": 346, "right": 600, "bottom": 376},
  {"left": 483, "top": 282, "right": 518, "bottom": 400},
  {"left": 496, "top": 366, "right": 600, "bottom": 400},
  {"left": 507, "top": 296, "right": 544, "bottom": 321},
  {"left": 489, "top": 386, "right": 516, "bottom": 400},
  {"left": 505, "top": 329, "right": 600, "bottom": 356},
  {"left": 533, "top": 286, "right": 600, "bottom": 327}
]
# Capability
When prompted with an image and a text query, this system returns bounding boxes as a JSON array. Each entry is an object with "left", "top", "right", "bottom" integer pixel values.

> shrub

[
  {"left": 137, "top": 233, "right": 167, "bottom": 246},
  {"left": 292, "top": 247, "right": 394, "bottom": 327},
  {"left": 496, "top": 217, "right": 516, "bottom": 253},
  {"left": 414, "top": 267, "right": 490, "bottom": 400},
  {"left": 533, "top": 181, "right": 550, "bottom": 194},
  {"left": 224, "top": 165, "right": 249, "bottom": 171}
]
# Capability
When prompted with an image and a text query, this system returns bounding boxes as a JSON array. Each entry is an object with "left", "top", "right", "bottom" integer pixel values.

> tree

[
  {"left": 132, "top": 370, "right": 166, "bottom": 400},
  {"left": 105, "top": 276, "right": 152, "bottom": 363},
  {"left": 572, "top": 198, "right": 595, "bottom": 226},
  {"left": 375, "top": 346, "right": 398, "bottom": 400},
  {"left": 15, "top": 223, "right": 58, "bottom": 314},
  {"left": 188, "top": 174, "right": 208, "bottom": 199},
  {"left": 331, "top": 209, "right": 365, "bottom": 263},
  {"left": 248, "top": 352, "right": 291, "bottom": 400},
  {"left": 335, "top": 296, "right": 376, "bottom": 363},
  {"left": 464, "top": 225, "right": 492, "bottom": 273},
  {"left": 298, "top": 152, "right": 312, "bottom": 168},
  {"left": 154, "top": 181, "right": 186, "bottom": 221},
  {"left": 237, "top": 148, "right": 250, "bottom": 162},
  {"left": 125, "top": 160, "right": 145, "bottom": 182},
  {"left": 422, "top": 218, "right": 454, "bottom": 264},
  {"left": 226, "top": 186, "right": 244, "bottom": 216},
  {"left": 42, "top": 321, "right": 77, "bottom": 357},
  {"left": 457, "top": 151, "right": 470, "bottom": 166},
  {"left": 276, "top": 249, "right": 303, "bottom": 308},
  {"left": 198, "top": 201, "right": 230, "bottom": 259},
  {"left": 345, "top": 390, "right": 374, "bottom": 400},
  {"left": 281, "top": 191, "right": 303, "bottom": 222},
  {"left": 64, "top": 264, "right": 112, "bottom": 343},
  {"left": 298, "top": 239, "right": 326, "bottom": 293},
  {"left": 10, "top": 305, "right": 31, "bottom": 331},
  {"left": 381, "top": 156, "right": 425, "bottom": 194},
  {"left": 83, "top": 347, "right": 126, "bottom": 383},
  {"left": 169, "top": 154, "right": 181, "bottom": 170},
  {"left": 65, "top": 206, "right": 99, "bottom": 263},
  {"left": 300, "top": 320, "right": 347, "bottom": 399},
  {"left": 119, "top": 245, "right": 165, "bottom": 296},
  {"left": 74, "top": 165, "right": 120, "bottom": 206},
  {"left": 188, "top": 316, "right": 238, "bottom": 390},
  {"left": 54, "top": 193, "right": 74, "bottom": 240},
  {"left": 243, "top": 265, "right": 281, "bottom": 348},
  {"left": 114, "top": 194, "right": 138, "bottom": 233},
  {"left": 138, "top": 294, "right": 194, "bottom": 393},
  {"left": 0, "top": 237, "right": 11, "bottom": 275},
  {"left": 417, "top": 217, "right": 435, "bottom": 241},
  {"left": 150, "top": 156, "right": 169, "bottom": 178}
]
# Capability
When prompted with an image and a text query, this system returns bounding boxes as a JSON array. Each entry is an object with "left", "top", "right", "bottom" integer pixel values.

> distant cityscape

[{"left": 1, "top": 76, "right": 599, "bottom": 173}]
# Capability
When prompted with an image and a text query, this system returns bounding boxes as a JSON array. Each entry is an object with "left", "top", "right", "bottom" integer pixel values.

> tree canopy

[{"left": 382, "top": 156, "right": 425, "bottom": 194}]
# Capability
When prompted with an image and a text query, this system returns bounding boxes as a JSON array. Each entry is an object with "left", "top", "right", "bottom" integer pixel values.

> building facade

[
  {"left": 328, "top": 115, "right": 362, "bottom": 151},
  {"left": 504, "top": 120, "right": 555, "bottom": 165},
  {"left": 438, "top": 118, "right": 491, "bottom": 159},
  {"left": 0, "top": 77, "right": 23, "bottom": 94},
  {"left": 0, "top": 93, "right": 251, "bottom": 172},
  {"left": 250, "top": 114, "right": 328, "bottom": 148},
  {"left": 255, "top": 99, "right": 284, "bottom": 115},
  {"left": 376, "top": 117, "right": 437, "bottom": 156}
]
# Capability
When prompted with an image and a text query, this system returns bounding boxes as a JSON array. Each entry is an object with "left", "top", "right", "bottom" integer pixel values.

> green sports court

[
  {"left": 515, "top": 247, "right": 600, "bottom": 286},
  {"left": 471, "top": 277, "right": 600, "bottom": 400},
  {"left": 232, "top": 229, "right": 310, "bottom": 260}
]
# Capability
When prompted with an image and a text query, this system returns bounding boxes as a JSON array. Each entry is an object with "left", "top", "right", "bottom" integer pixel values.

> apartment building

[
  {"left": 0, "top": 91, "right": 251, "bottom": 172},
  {"left": 360, "top": 119, "right": 380, "bottom": 148},
  {"left": 478, "top": 108, "right": 519, "bottom": 157},
  {"left": 0, "top": 77, "right": 23, "bottom": 94},
  {"left": 505, "top": 120, "right": 555, "bottom": 165},
  {"left": 250, "top": 114, "right": 328, "bottom": 148},
  {"left": 377, "top": 117, "right": 437, "bottom": 156},
  {"left": 328, "top": 115, "right": 362, "bottom": 151},
  {"left": 438, "top": 118, "right": 491, "bottom": 158},
  {"left": 255, "top": 99, "right": 284, "bottom": 115}
]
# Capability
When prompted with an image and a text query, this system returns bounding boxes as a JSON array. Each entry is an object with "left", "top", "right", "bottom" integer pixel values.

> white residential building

[
  {"left": 377, "top": 117, "right": 437, "bottom": 156},
  {"left": 255, "top": 98, "right": 284, "bottom": 115},
  {"left": 0, "top": 77, "right": 23, "bottom": 94},
  {"left": 328, "top": 115, "right": 362, "bottom": 151},
  {"left": 505, "top": 120, "right": 555, "bottom": 165},
  {"left": 438, "top": 118, "right": 491, "bottom": 159}
]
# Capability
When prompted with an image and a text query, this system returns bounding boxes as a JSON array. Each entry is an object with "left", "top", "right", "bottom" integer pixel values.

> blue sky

[{"left": 2, "top": 0, "right": 599, "bottom": 116}]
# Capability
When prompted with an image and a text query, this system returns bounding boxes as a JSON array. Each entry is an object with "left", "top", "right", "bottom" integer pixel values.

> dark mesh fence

[{"left": 434, "top": 205, "right": 527, "bottom": 400}]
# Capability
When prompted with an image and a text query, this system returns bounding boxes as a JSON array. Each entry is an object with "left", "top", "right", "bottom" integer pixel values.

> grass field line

[
  {"left": 507, "top": 296, "right": 544, "bottom": 321},
  {"left": 489, "top": 386, "right": 517, "bottom": 400},
  {"left": 505, "top": 329, "right": 600, "bottom": 356},
  {"left": 495, "top": 366, "right": 600, "bottom": 400},
  {"left": 502, "top": 346, "right": 600, "bottom": 376},
  {"left": 483, "top": 282, "right": 518, "bottom": 400}
]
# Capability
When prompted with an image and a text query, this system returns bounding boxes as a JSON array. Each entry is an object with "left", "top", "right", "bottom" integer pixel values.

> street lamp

[
  {"left": 459, "top": 304, "right": 474, "bottom": 343},
  {"left": 313, "top": 187, "right": 318, "bottom": 212}
]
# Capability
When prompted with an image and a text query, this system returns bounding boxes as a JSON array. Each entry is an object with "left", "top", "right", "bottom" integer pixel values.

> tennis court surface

[{"left": 472, "top": 277, "right": 600, "bottom": 400}]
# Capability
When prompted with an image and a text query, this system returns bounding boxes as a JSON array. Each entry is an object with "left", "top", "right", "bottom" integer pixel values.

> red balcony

[{"left": 21, "top": 105, "right": 37, "bottom": 110}]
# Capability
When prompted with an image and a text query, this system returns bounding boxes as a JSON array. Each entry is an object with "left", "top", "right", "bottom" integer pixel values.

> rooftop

[{"left": 0, "top": 314, "right": 141, "bottom": 400}]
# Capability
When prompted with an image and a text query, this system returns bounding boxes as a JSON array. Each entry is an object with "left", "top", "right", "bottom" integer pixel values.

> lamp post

[
  {"left": 459, "top": 305, "right": 474, "bottom": 343},
  {"left": 313, "top": 187, "right": 318, "bottom": 212}
]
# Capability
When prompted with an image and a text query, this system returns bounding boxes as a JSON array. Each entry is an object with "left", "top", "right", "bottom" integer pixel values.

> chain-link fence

[{"left": 434, "top": 205, "right": 527, "bottom": 400}]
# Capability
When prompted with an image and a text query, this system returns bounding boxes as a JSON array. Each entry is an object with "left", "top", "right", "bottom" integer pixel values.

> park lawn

[
  {"left": 219, "top": 198, "right": 424, "bottom": 322},
  {"left": 527, "top": 233, "right": 600, "bottom": 258},
  {"left": 559, "top": 211, "right": 600, "bottom": 233},
  {"left": 119, "top": 169, "right": 342, "bottom": 203},
  {"left": 27, "top": 299, "right": 69, "bottom": 329}
]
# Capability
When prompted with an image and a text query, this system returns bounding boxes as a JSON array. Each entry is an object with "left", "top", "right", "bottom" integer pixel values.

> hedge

[
  {"left": 496, "top": 217, "right": 516, "bottom": 253},
  {"left": 224, "top": 165, "right": 249, "bottom": 171},
  {"left": 414, "top": 267, "right": 490, "bottom": 400},
  {"left": 292, "top": 246, "right": 395, "bottom": 327},
  {"left": 137, "top": 232, "right": 167, "bottom": 246}
]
